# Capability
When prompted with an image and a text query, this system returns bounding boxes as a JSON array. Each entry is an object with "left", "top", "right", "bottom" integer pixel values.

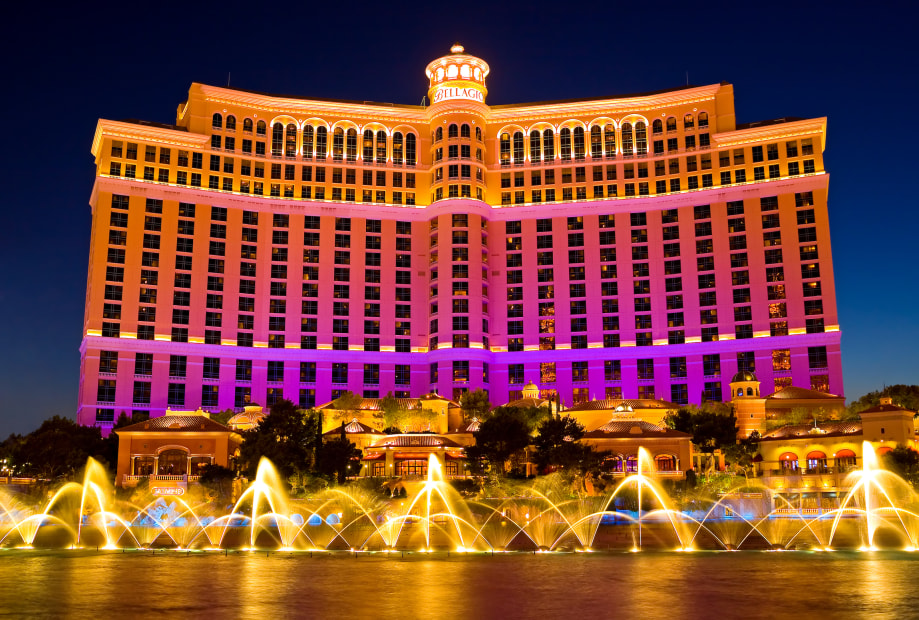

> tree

[
  {"left": 316, "top": 432, "right": 362, "bottom": 484},
  {"left": 470, "top": 408, "right": 531, "bottom": 473},
  {"left": 848, "top": 385, "right": 919, "bottom": 416},
  {"left": 460, "top": 389, "right": 492, "bottom": 421},
  {"left": 238, "top": 399, "right": 316, "bottom": 479},
  {"left": 882, "top": 446, "right": 919, "bottom": 487},
  {"left": 533, "top": 415, "right": 591, "bottom": 472},
  {"left": 198, "top": 464, "right": 236, "bottom": 499},
  {"left": 210, "top": 409, "right": 237, "bottom": 426},
  {"left": 664, "top": 405, "right": 737, "bottom": 454},
  {"left": 492, "top": 405, "right": 552, "bottom": 433},
  {"left": 17, "top": 416, "right": 109, "bottom": 479},
  {"left": 331, "top": 391, "right": 363, "bottom": 423}
]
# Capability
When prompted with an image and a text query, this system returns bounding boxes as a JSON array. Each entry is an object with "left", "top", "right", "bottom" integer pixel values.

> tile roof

[
  {"left": 317, "top": 394, "right": 459, "bottom": 411},
  {"left": 323, "top": 419, "right": 383, "bottom": 435},
  {"left": 760, "top": 420, "right": 862, "bottom": 441},
  {"left": 584, "top": 419, "right": 690, "bottom": 439},
  {"left": 859, "top": 403, "right": 916, "bottom": 415},
  {"left": 368, "top": 434, "right": 462, "bottom": 449},
  {"left": 566, "top": 398, "right": 680, "bottom": 412},
  {"left": 116, "top": 415, "right": 232, "bottom": 434},
  {"left": 763, "top": 386, "right": 843, "bottom": 401}
]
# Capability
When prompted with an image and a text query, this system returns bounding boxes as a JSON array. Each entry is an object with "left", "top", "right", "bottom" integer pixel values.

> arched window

[
  {"left": 285, "top": 123, "right": 297, "bottom": 157},
  {"left": 448, "top": 123, "right": 458, "bottom": 138},
  {"left": 363, "top": 129, "right": 374, "bottom": 161},
  {"left": 435, "top": 127, "right": 443, "bottom": 142},
  {"left": 158, "top": 449, "right": 188, "bottom": 475},
  {"left": 332, "top": 127, "right": 344, "bottom": 160},
  {"left": 559, "top": 128, "right": 572, "bottom": 160},
  {"left": 652, "top": 119, "right": 662, "bottom": 134},
  {"left": 698, "top": 112, "right": 709, "bottom": 128},
  {"left": 746, "top": 387, "right": 754, "bottom": 396},
  {"left": 499, "top": 132, "right": 511, "bottom": 164},
  {"left": 212, "top": 113, "right": 222, "bottom": 129},
  {"left": 625, "top": 455, "right": 639, "bottom": 473},
  {"left": 573, "top": 126, "right": 585, "bottom": 160},
  {"left": 779, "top": 452, "right": 799, "bottom": 471},
  {"left": 405, "top": 133, "right": 416, "bottom": 165},
  {"left": 529, "top": 130, "right": 541, "bottom": 162},
  {"left": 835, "top": 449, "right": 857, "bottom": 470},
  {"left": 271, "top": 123, "right": 284, "bottom": 156},
  {"left": 684, "top": 113, "right": 694, "bottom": 130},
  {"left": 590, "top": 126, "right": 602, "bottom": 158},
  {"left": 512, "top": 131, "right": 524, "bottom": 163},
  {"left": 256, "top": 120, "right": 267, "bottom": 136},
  {"left": 604, "top": 124, "right": 616, "bottom": 156},
  {"left": 666, "top": 117, "right": 677, "bottom": 132},
  {"left": 806, "top": 451, "right": 827, "bottom": 472},
  {"left": 376, "top": 130, "right": 387, "bottom": 163},
  {"left": 655, "top": 454, "right": 677, "bottom": 472},
  {"left": 226, "top": 115, "right": 236, "bottom": 131},
  {"left": 635, "top": 122, "right": 647, "bottom": 155},
  {"left": 346, "top": 128, "right": 358, "bottom": 161},
  {"left": 543, "top": 129, "right": 555, "bottom": 160},
  {"left": 302, "top": 126, "right": 314, "bottom": 159},
  {"left": 315, "top": 126, "right": 327, "bottom": 158},
  {"left": 461, "top": 123, "right": 470, "bottom": 138},
  {"left": 243, "top": 118, "right": 253, "bottom": 133},
  {"left": 475, "top": 126, "right": 482, "bottom": 141},
  {"left": 393, "top": 132, "right": 404, "bottom": 165},
  {"left": 737, "top": 388, "right": 744, "bottom": 397},
  {"left": 621, "top": 123, "right": 633, "bottom": 156}
]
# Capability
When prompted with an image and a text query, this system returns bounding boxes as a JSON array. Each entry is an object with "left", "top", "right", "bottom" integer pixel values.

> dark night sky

[{"left": 1, "top": 1, "right": 916, "bottom": 436}]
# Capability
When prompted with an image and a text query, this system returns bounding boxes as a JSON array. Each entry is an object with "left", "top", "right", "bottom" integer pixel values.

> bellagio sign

[{"left": 432, "top": 86, "right": 484, "bottom": 104}]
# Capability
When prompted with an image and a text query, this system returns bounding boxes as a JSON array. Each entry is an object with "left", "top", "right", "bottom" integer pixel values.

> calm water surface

[{"left": 1, "top": 550, "right": 917, "bottom": 618}]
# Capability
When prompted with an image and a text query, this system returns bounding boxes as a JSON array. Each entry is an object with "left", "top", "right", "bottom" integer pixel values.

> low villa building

[
  {"left": 755, "top": 397, "right": 918, "bottom": 511},
  {"left": 114, "top": 409, "right": 242, "bottom": 494},
  {"left": 316, "top": 393, "right": 462, "bottom": 434}
]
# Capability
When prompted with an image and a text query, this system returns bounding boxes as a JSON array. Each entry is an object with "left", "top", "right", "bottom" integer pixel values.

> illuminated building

[
  {"left": 114, "top": 409, "right": 242, "bottom": 490},
  {"left": 78, "top": 44, "right": 841, "bottom": 429}
]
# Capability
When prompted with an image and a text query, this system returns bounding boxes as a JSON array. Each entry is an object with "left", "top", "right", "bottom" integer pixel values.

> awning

[
  {"left": 806, "top": 451, "right": 827, "bottom": 460},
  {"left": 361, "top": 452, "right": 384, "bottom": 461},
  {"left": 835, "top": 449, "right": 856, "bottom": 458}
]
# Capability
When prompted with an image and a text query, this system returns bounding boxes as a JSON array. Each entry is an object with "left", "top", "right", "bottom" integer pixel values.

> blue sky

[{"left": 1, "top": 0, "right": 916, "bottom": 435}]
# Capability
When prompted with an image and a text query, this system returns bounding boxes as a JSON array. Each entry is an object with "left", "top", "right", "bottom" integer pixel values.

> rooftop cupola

[{"left": 425, "top": 44, "right": 490, "bottom": 106}]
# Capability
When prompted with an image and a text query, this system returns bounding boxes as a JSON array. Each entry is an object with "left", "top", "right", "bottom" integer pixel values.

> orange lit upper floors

[{"left": 92, "top": 102, "right": 825, "bottom": 209}]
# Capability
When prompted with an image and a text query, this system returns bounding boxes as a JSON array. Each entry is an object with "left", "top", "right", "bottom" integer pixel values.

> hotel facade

[{"left": 78, "top": 45, "right": 841, "bottom": 428}]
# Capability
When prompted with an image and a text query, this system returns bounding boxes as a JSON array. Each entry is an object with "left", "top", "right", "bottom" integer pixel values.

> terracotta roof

[
  {"left": 566, "top": 398, "right": 680, "bottom": 412},
  {"left": 227, "top": 409, "right": 266, "bottom": 428},
  {"left": 368, "top": 434, "right": 462, "bottom": 449},
  {"left": 764, "top": 386, "right": 843, "bottom": 401},
  {"left": 116, "top": 415, "right": 232, "bottom": 434},
  {"left": 323, "top": 419, "right": 383, "bottom": 435},
  {"left": 317, "top": 393, "right": 459, "bottom": 411},
  {"left": 498, "top": 397, "right": 552, "bottom": 410},
  {"left": 584, "top": 419, "right": 690, "bottom": 439},
  {"left": 859, "top": 403, "right": 916, "bottom": 415},
  {"left": 760, "top": 421, "right": 862, "bottom": 441}
]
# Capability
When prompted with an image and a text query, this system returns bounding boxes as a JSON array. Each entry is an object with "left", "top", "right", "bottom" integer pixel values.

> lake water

[{"left": 1, "top": 550, "right": 916, "bottom": 618}]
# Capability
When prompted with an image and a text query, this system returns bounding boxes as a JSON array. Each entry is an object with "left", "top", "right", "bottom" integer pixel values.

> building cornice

[
  {"left": 485, "top": 84, "right": 725, "bottom": 124},
  {"left": 91, "top": 119, "right": 208, "bottom": 160},
  {"left": 714, "top": 117, "right": 827, "bottom": 150},
  {"left": 196, "top": 84, "right": 428, "bottom": 124}
]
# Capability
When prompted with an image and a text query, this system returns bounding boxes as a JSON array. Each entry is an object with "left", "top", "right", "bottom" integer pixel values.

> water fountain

[{"left": 2, "top": 441, "right": 918, "bottom": 553}]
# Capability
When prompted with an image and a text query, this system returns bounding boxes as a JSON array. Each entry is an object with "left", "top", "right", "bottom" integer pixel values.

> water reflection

[{"left": 1, "top": 552, "right": 917, "bottom": 618}]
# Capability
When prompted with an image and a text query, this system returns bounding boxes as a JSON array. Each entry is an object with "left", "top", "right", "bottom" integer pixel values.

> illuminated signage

[
  {"left": 152, "top": 486, "right": 185, "bottom": 496},
  {"left": 432, "top": 86, "right": 484, "bottom": 103}
]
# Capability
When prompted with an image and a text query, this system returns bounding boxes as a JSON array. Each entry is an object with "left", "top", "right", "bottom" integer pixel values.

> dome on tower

[{"left": 731, "top": 370, "right": 758, "bottom": 383}]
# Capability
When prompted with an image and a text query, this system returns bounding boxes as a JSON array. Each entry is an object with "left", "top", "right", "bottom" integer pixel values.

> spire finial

[{"left": 450, "top": 43, "right": 464, "bottom": 54}]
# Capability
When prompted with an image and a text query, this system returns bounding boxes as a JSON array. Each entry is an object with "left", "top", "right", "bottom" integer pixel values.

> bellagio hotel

[{"left": 78, "top": 45, "right": 841, "bottom": 427}]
